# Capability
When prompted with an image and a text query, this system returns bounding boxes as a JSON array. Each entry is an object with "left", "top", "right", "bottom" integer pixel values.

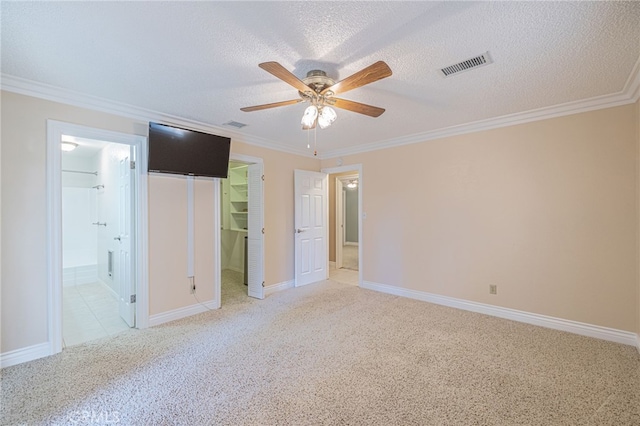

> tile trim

[
  {"left": 97, "top": 279, "right": 119, "bottom": 301},
  {"left": 361, "top": 281, "right": 637, "bottom": 347}
]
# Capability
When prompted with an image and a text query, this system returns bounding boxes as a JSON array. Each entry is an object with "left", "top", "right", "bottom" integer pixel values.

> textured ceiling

[{"left": 2, "top": 1, "right": 639, "bottom": 158}]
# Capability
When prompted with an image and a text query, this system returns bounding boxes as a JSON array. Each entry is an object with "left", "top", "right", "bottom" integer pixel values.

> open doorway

[
  {"left": 47, "top": 120, "right": 148, "bottom": 356},
  {"left": 336, "top": 174, "right": 359, "bottom": 271},
  {"left": 61, "top": 138, "right": 134, "bottom": 346},
  {"left": 324, "top": 165, "right": 362, "bottom": 286},
  {"left": 218, "top": 154, "right": 264, "bottom": 305}
]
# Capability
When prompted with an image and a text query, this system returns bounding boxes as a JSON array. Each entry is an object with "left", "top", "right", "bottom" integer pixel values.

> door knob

[
  {"left": 295, "top": 229, "right": 305, "bottom": 234},
  {"left": 114, "top": 236, "right": 121, "bottom": 241}
]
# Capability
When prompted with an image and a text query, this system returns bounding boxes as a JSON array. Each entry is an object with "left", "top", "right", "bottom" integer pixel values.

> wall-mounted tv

[{"left": 148, "top": 122, "right": 231, "bottom": 178}]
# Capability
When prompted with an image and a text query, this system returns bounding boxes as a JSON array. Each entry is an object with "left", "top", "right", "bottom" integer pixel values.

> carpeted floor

[
  {"left": 221, "top": 269, "right": 249, "bottom": 306},
  {"left": 1, "top": 279, "right": 639, "bottom": 425}
]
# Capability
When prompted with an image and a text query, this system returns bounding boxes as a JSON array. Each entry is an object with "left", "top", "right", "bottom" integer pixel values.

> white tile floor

[
  {"left": 63, "top": 282, "right": 130, "bottom": 347},
  {"left": 329, "top": 264, "right": 359, "bottom": 286}
]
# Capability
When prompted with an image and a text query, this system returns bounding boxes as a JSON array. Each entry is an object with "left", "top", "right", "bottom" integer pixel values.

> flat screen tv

[{"left": 148, "top": 122, "right": 231, "bottom": 178}]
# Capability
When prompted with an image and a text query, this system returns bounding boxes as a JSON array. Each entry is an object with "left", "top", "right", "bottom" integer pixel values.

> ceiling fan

[{"left": 241, "top": 61, "right": 392, "bottom": 130}]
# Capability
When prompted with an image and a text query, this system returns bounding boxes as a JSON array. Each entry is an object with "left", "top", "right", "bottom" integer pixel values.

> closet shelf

[
  {"left": 231, "top": 212, "right": 248, "bottom": 215},
  {"left": 230, "top": 228, "right": 248, "bottom": 233}
]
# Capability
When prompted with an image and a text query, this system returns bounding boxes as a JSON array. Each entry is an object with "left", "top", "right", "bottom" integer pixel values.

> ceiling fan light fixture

[
  {"left": 318, "top": 106, "right": 337, "bottom": 129},
  {"left": 301, "top": 105, "right": 318, "bottom": 128}
]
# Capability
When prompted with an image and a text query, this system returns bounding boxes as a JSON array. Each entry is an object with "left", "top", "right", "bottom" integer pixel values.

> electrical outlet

[{"left": 489, "top": 284, "right": 497, "bottom": 295}]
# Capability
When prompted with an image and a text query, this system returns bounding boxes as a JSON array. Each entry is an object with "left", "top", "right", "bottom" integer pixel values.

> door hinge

[
  {"left": 130, "top": 294, "right": 136, "bottom": 303},
  {"left": 262, "top": 228, "right": 265, "bottom": 234},
  {"left": 262, "top": 175, "right": 265, "bottom": 181},
  {"left": 262, "top": 281, "right": 265, "bottom": 287},
  {"left": 130, "top": 160, "right": 136, "bottom": 170}
]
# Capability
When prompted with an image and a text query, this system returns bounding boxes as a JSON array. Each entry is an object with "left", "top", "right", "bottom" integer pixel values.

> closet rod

[{"left": 62, "top": 169, "right": 98, "bottom": 176}]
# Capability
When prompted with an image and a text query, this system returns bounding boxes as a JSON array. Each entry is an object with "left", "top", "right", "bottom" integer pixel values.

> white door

[
  {"left": 117, "top": 153, "right": 135, "bottom": 326},
  {"left": 247, "top": 163, "right": 264, "bottom": 299},
  {"left": 295, "top": 170, "right": 328, "bottom": 286}
]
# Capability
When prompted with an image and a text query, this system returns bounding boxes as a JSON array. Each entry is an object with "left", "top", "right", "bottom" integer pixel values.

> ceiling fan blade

[
  {"left": 332, "top": 98, "right": 386, "bottom": 117},
  {"left": 321, "top": 61, "right": 392, "bottom": 96},
  {"left": 259, "top": 62, "right": 312, "bottom": 94},
  {"left": 240, "top": 99, "right": 302, "bottom": 112}
]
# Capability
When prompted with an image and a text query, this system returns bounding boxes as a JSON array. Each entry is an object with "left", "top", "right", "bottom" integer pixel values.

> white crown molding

[
  {"left": 3, "top": 54, "right": 639, "bottom": 161},
  {"left": 320, "top": 89, "right": 637, "bottom": 160},
  {"left": 0, "top": 74, "right": 313, "bottom": 158},
  {"left": 319, "top": 55, "right": 640, "bottom": 160},
  {"left": 0, "top": 342, "right": 51, "bottom": 369},
  {"left": 361, "top": 281, "right": 638, "bottom": 347}
]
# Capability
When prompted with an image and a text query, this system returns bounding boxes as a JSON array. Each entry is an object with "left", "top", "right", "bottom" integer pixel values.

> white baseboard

[
  {"left": 1, "top": 342, "right": 51, "bottom": 369},
  {"left": 361, "top": 281, "right": 637, "bottom": 347},
  {"left": 149, "top": 299, "right": 218, "bottom": 327},
  {"left": 265, "top": 279, "right": 295, "bottom": 296},
  {"left": 636, "top": 334, "right": 640, "bottom": 354}
]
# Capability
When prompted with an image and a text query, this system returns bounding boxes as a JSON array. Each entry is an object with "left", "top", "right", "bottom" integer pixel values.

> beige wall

[
  {"left": 2, "top": 88, "right": 637, "bottom": 357},
  {"left": 322, "top": 104, "right": 638, "bottom": 332},
  {"left": 148, "top": 175, "right": 217, "bottom": 315},
  {"left": 0, "top": 91, "right": 320, "bottom": 353}
]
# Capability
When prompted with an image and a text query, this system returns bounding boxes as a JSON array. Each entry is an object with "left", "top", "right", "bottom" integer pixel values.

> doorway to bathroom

[
  {"left": 60, "top": 137, "right": 135, "bottom": 346},
  {"left": 47, "top": 120, "right": 149, "bottom": 355}
]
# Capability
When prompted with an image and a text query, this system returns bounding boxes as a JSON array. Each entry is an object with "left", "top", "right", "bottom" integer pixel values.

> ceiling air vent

[
  {"left": 440, "top": 52, "right": 493, "bottom": 77},
  {"left": 223, "top": 120, "right": 248, "bottom": 129}
]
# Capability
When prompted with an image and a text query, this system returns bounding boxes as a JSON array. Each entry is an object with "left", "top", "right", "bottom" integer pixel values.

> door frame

[
  {"left": 216, "top": 153, "right": 264, "bottom": 305},
  {"left": 46, "top": 120, "right": 149, "bottom": 355},
  {"left": 322, "top": 164, "right": 363, "bottom": 286}
]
